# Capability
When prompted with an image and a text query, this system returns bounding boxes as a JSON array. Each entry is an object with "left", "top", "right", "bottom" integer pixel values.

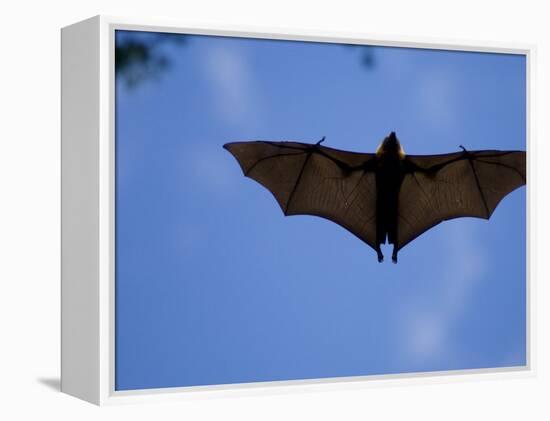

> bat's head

[{"left": 376, "top": 131, "right": 405, "bottom": 159}]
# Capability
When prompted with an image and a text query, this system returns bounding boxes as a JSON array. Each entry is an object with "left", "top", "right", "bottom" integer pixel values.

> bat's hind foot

[
  {"left": 391, "top": 247, "right": 398, "bottom": 264},
  {"left": 376, "top": 249, "right": 384, "bottom": 263}
]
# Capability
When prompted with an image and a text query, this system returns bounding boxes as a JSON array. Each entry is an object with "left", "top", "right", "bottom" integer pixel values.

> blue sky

[{"left": 115, "top": 31, "right": 526, "bottom": 391}]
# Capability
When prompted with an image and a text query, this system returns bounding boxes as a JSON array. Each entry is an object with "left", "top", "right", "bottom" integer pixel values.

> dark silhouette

[
  {"left": 224, "top": 132, "right": 526, "bottom": 263},
  {"left": 114, "top": 32, "right": 373, "bottom": 88},
  {"left": 115, "top": 31, "right": 186, "bottom": 88},
  {"left": 345, "top": 44, "right": 375, "bottom": 69}
]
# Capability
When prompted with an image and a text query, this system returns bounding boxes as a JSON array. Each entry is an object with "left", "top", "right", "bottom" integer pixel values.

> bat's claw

[
  {"left": 316, "top": 136, "right": 326, "bottom": 146},
  {"left": 377, "top": 250, "right": 384, "bottom": 263}
]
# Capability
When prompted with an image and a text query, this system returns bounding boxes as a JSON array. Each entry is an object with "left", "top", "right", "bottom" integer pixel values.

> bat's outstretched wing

[
  {"left": 224, "top": 141, "right": 378, "bottom": 250},
  {"left": 397, "top": 150, "right": 526, "bottom": 250}
]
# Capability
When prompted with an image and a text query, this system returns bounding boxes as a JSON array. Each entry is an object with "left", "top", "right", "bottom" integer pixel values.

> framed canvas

[{"left": 61, "top": 15, "right": 534, "bottom": 405}]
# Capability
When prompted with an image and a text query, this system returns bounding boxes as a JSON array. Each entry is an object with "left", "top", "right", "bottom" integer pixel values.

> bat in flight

[{"left": 223, "top": 132, "right": 526, "bottom": 263}]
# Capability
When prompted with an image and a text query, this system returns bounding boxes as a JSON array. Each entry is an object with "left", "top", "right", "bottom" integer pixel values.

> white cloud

[
  {"left": 403, "top": 223, "right": 488, "bottom": 361},
  {"left": 441, "top": 223, "right": 488, "bottom": 311},
  {"left": 408, "top": 312, "right": 446, "bottom": 359},
  {"left": 202, "top": 45, "right": 263, "bottom": 130},
  {"left": 414, "top": 70, "right": 458, "bottom": 133}
]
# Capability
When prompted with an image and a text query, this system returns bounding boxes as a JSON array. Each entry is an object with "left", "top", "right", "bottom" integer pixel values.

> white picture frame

[{"left": 61, "top": 15, "right": 535, "bottom": 406}]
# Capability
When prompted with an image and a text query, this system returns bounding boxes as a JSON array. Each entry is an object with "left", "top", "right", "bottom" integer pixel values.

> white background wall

[{"left": 0, "top": 0, "right": 548, "bottom": 419}]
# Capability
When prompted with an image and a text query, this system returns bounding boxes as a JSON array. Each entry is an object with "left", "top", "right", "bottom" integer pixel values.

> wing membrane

[
  {"left": 397, "top": 150, "right": 526, "bottom": 250},
  {"left": 224, "top": 141, "right": 378, "bottom": 249}
]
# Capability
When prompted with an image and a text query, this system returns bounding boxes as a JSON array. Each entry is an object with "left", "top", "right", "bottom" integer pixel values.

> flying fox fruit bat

[{"left": 223, "top": 132, "right": 526, "bottom": 263}]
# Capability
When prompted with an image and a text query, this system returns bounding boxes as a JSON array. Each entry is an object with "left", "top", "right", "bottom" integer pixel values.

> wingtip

[
  {"left": 223, "top": 142, "right": 241, "bottom": 154},
  {"left": 223, "top": 141, "right": 247, "bottom": 150}
]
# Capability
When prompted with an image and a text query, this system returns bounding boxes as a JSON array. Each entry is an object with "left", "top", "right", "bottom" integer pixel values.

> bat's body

[
  {"left": 374, "top": 133, "right": 406, "bottom": 262},
  {"left": 224, "top": 132, "right": 526, "bottom": 263}
]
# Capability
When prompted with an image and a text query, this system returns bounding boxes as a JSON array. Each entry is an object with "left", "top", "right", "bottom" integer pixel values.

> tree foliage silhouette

[{"left": 115, "top": 31, "right": 186, "bottom": 88}]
